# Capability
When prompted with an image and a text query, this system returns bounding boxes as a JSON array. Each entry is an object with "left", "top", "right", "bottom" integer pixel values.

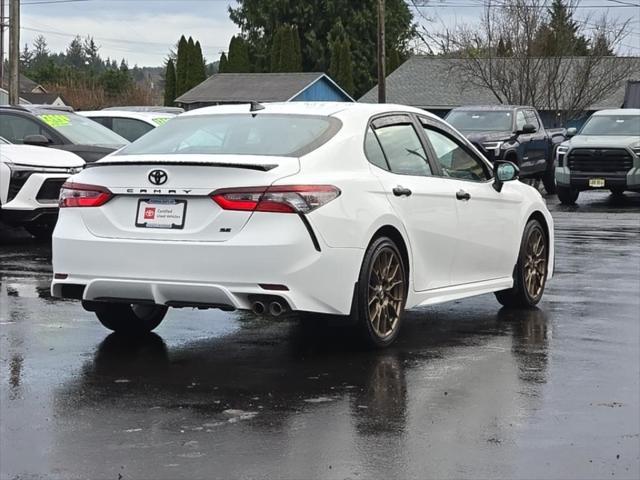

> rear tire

[
  {"left": 557, "top": 185, "right": 579, "bottom": 205},
  {"left": 355, "top": 236, "right": 407, "bottom": 348},
  {"left": 495, "top": 219, "right": 548, "bottom": 308},
  {"left": 93, "top": 303, "right": 168, "bottom": 334}
]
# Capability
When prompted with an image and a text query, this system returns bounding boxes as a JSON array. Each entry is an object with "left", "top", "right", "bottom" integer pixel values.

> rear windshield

[
  {"left": 579, "top": 115, "right": 640, "bottom": 136},
  {"left": 37, "top": 112, "right": 129, "bottom": 147},
  {"left": 446, "top": 110, "right": 513, "bottom": 132},
  {"left": 117, "top": 114, "right": 340, "bottom": 157}
]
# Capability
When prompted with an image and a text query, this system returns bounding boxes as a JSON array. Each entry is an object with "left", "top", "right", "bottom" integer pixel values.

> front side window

[
  {"left": 37, "top": 112, "right": 128, "bottom": 147},
  {"left": 579, "top": 115, "right": 640, "bottom": 136},
  {"left": 423, "top": 128, "right": 490, "bottom": 181},
  {"left": 374, "top": 124, "right": 432, "bottom": 176},
  {"left": 524, "top": 110, "right": 540, "bottom": 129},
  {"left": 118, "top": 114, "right": 339, "bottom": 157},
  {"left": 0, "top": 114, "right": 50, "bottom": 143}
]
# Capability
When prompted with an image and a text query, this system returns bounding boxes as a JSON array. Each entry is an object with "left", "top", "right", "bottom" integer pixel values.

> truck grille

[
  {"left": 568, "top": 148, "right": 633, "bottom": 173},
  {"left": 36, "top": 179, "right": 66, "bottom": 202}
]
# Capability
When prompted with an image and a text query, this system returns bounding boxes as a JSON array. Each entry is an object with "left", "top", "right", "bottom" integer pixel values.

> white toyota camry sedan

[{"left": 51, "top": 102, "right": 554, "bottom": 347}]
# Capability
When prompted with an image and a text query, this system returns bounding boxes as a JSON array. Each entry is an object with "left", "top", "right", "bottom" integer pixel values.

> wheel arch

[
  {"left": 526, "top": 209, "right": 554, "bottom": 278},
  {"left": 369, "top": 225, "right": 411, "bottom": 287}
]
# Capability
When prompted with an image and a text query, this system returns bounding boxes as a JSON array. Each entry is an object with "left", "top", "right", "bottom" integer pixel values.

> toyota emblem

[{"left": 148, "top": 169, "right": 168, "bottom": 185}]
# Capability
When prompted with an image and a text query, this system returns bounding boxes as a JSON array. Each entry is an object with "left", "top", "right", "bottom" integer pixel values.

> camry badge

[{"left": 148, "top": 169, "right": 168, "bottom": 185}]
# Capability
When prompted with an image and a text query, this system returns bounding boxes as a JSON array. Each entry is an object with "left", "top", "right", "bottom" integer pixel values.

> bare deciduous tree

[{"left": 420, "top": 0, "right": 636, "bottom": 124}]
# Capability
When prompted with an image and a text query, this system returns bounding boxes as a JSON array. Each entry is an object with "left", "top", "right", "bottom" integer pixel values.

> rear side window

[
  {"left": 364, "top": 127, "right": 389, "bottom": 170},
  {"left": 374, "top": 124, "right": 432, "bottom": 176},
  {"left": 112, "top": 117, "right": 154, "bottom": 142},
  {"left": 118, "top": 114, "right": 341, "bottom": 157}
]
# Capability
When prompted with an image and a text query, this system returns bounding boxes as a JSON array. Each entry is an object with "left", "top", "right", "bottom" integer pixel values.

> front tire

[
  {"left": 92, "top": 302, "right": 168, "bottom": 334},
  {"left": 557, "top": 185, "right": 579, "bottom": 205},
  {"left": 355, "top": 237, "right": 407, "bottom": 348},
  {"left": 495, "top": 219, "right": 548, "bottom": 308}
]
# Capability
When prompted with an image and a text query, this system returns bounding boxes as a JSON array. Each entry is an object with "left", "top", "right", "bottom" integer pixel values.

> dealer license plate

[
  {"left": 589, "top": 178, "right": 605, "bottom": 188},
  {"left": 135, "top": 198, "right": 186, "bottom": 229}
]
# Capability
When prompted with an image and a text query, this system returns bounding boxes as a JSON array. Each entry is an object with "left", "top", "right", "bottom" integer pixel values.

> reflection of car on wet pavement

[
  {"left": 0, "top": 144, "right": 84, "bottom": 238},
  {"left": 51, "top": 102, "right": 554, "bottom": 347},
  {"left": 555, "top": 109, "right": 640, "bottom": 204}
]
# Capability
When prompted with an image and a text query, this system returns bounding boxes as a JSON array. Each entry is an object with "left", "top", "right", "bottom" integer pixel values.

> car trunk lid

[{"left": 75, "top": 154, "right": 299, "bottom": 242}]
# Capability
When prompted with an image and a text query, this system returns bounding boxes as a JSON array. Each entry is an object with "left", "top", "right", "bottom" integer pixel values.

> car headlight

[
  {"left": 482, "top": 141, "right": 503, "bottom": 151},
  {"left": 557, "top": 146, "right": 569, "bottom": 155},
  {"left": 8, "top": 163, "right": 82, "bottom": 176}
]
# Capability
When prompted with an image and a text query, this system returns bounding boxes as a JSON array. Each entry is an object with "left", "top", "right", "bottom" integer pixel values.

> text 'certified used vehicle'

[
  {"left": 555, "top": 109, "right": 640, "bottom": 204},
  {"left": 51, "top": 103, "right": 554, "bottom": 348}
]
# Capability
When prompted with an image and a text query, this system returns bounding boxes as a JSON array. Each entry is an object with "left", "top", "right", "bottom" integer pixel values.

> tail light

[
  {"left": 59, "top": 182, "right": 113, "bottom": 208},
  {"left": 211, "top": 185, "right": 340, "bottom": 214}
]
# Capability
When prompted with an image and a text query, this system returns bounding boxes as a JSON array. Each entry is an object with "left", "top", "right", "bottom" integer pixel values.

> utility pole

[
  {"left": 8, "top": 0, "right": 18, "bottom": 105},
  {"left": 0, "top": 0, "right": 5, "bottom": 85},
  {"left": 377, "top": 0, "right": 386, "bottom": 103}
]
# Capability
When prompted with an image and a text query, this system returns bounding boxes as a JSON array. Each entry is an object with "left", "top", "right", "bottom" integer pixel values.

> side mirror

[
  {"left": 493, "top": 161, "right": 519, "bottom": 192},
  {"left": 520, "top": 123, "right": 537, "bottom": 134},
  {"left": 566, "top": 127, "right": 577, "bottom": 138},
  {"left": 23, "top": 134, "right": 51, "bottom": 147}
]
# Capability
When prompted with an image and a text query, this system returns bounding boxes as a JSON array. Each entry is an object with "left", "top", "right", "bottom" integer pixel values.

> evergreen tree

[
  {"left": 536, "top": 0, "right": 589, "bottom": 56},
  {"left": 278, "top": 27, "right": 295, "bottom": 72},
  {"left": 219, "top": 52, "right": 228, "bottom": 73},
  {"left": 387, "top": 48, "right": 401, "bottom": 74},
  {"left": 176, "top": 35, "right": 189, "bottom": 96},
  {"left": 66, "top": 36, "right": 86, "bottom": 68},
  {"left": 270, "top": 27, "right": 284, "bottom": 72},
  {"left": 328, "top": 37, "right": 341, "bottom": 80},
  {"left": 194, "top": 41, "right": 207, "bottom": 85},
  {"left": 226, "top": 36, "right": 251, "bottom": 73},
  {"left": 164, "top": 58, "right": 177, "bottom": 105},
  {"left": 291, "top": 26, "right": 302, "bottom": 71},
  {"left": 337, "top": 39, "right": 354, "bottom": 95},
  {"left": 185, "top": 37, "right": 196, "bottom": 90},
  {"left": 20, "top": 44, "right": 33, "bottom": 69}
]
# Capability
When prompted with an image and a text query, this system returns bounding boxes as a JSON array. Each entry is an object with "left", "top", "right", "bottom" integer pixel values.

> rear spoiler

[{"left": 85, "top": 160, "right": 278, "bottom": 172}]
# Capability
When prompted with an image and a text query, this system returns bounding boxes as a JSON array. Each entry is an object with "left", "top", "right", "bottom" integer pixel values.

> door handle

[
  {"left": 456, "top": 190, "right": 471, "bottom": 201},
  {"left": 392, "top": 186, "right": 412, "bottom": 197}
]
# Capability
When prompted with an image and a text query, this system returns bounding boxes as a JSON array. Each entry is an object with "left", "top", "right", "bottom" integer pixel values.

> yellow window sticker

[
  {"left": 39, "top": 114, "right": 71, "bottom": 127},
  {"left": 152, "top": 117, "right": 171, "bottom": 126}
]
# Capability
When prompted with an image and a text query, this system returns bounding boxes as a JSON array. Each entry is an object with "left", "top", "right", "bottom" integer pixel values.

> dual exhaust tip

[{"left": 251, "top": 300, "right": 286, "bottom": 317}]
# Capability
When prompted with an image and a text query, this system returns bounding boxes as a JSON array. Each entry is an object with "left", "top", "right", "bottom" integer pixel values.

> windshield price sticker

[
  {"left": 153, "top": 118, "right": 171, "bottom": 126},
  {"left": 39, "top": 114, "right": 71, "bottom": 127}
]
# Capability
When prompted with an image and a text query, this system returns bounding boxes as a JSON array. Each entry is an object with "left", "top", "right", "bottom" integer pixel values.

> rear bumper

[{"left": 51, "top": 210, "right": 364, "bottom": 315}]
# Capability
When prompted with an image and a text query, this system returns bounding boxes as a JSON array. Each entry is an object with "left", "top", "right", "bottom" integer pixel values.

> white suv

[{"left": 0, "top": 141, "right": 84, "bottom": 238}]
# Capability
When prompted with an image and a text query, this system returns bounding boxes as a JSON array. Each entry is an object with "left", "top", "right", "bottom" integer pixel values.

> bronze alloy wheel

[
  {"left": 367, "top": 247, "right": 405, "bottom": 339},
  {"left": 524, "top": 226, "right": 547, "bottom": 301}
]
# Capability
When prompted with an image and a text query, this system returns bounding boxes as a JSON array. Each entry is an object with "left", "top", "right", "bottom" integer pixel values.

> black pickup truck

[{"left": 445, "top": 105, "right": 566, "bottom": 193}]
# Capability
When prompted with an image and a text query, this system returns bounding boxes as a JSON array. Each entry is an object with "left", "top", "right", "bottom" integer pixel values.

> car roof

[
  {"left": 181, "top": 101, "right": 437, "bottom": 119},
  {"left": 592, "top": 108, "right": 640, "bottom": 116},
  {"left": 449, "top": 105, "right": 532, "bottom": 112},
  {"left": 78, "top": 110, "right": 176, "bottom": 122}
]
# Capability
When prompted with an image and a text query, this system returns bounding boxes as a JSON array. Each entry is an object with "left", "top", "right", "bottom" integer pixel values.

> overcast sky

[{"left": 11, "top": 0, "right": 640, "bottom": 67}]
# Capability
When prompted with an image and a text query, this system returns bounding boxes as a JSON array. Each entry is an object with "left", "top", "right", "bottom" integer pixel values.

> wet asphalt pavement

[{"left": 1, "top": 190, "right": 639, "bottom": 480}]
